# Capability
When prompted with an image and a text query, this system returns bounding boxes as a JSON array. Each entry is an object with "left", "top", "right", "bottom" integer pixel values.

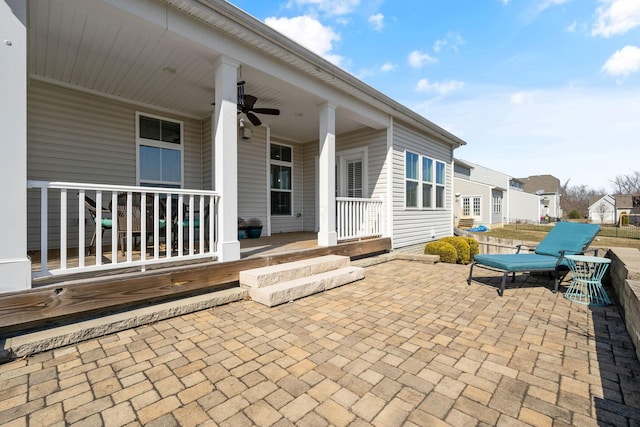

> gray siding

[
  {"left": 237, "top": 127, "right": 269, "bottom": 229},
  {"left": 27, "top": 80, "right": 205, "bottom": 249},
  {"left": 391, "top": 122, "right": 454, "bottom": 249}
]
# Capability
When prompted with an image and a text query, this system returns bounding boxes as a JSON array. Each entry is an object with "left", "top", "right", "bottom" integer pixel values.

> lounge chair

[{"left": 467, "top": 222, "right": 600, "bottom": 296}]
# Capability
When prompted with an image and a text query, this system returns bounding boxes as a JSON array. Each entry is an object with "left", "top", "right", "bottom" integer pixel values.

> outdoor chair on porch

[
  {"left": 467, "top": 222, "right": 601, "bottom": 296},
  {"left": 171, "top": 203, "right": 211, "bottom": 253},
  {"left": 84, "top": 196, "right": 113, "bottom": 255},
  {"left": 114, "top": 194, "right": 167, "bottom": 256}
]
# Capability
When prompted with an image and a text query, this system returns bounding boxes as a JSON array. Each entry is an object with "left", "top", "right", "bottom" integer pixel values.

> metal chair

[{"left": 84, "top": 196, "right": 113, "bottom": 255}]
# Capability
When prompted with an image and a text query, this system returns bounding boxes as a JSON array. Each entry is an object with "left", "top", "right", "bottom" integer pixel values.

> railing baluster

[
  {"left": 111, "top": 191, "right": 118, "bottom": 264},
  {"left": 40, "top": 187, "right": 48, "bottom": 274},
  {"left": 96, "top": 191, "right": 103, "bottom": 266},
  {"left": 60, "top": 189, "right": 67, "bottom": 270},
  {"left": 78, "top": 189, "right": 85, "bottom": 268}
]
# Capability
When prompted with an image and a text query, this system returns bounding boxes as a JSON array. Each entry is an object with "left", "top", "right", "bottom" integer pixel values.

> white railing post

[
  {"left": 60, "top": 188, "right": 67, "bottom": 271},
  {"left": 78, "top": 189, "right": 85, "bottom": 268},
  {"left": 40, "top": 187, "right": 48, "bottom": 274}
]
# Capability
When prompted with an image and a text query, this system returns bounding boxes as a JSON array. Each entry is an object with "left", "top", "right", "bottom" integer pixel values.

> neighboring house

[
  {"left": 518, "top": 175, "right": 563, "bottom": 220},
  {"left": 589, "top": 194, "right": 640, "bottom": 225},
  {"left": 453, "top": 159, "right": 539, "bottom": 228},
  {"left": 0, "top": 0, "right": 466, "bottom": 293},
  {"left": 588, "top": 195, "right": 616, "bottom": 224}
]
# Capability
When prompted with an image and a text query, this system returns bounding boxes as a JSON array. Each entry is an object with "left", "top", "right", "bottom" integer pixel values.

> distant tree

[
  {"left": 568, "top": 209, "right": 581, "bottom": 220},
  {"left": 597, "top": 202, "right": 609, "bottom": 224},
  {"left": 611, "top": 171, "right": 640, "bottom": 194},
  {"left": 560, "top": 179, "right": 602, "bottom": 219}
]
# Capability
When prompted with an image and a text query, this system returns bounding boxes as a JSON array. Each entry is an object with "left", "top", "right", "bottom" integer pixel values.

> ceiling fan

[{"left": 236, "top": 81, "right": 280, "bottom": 126}]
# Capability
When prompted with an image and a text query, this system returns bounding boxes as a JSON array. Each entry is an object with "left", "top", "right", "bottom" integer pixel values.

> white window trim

[
  {"left": 404, "top": 150, "right": 446, "bottom": 211},
  {"left": 268, "top": 141, "right": 294, "bottom": 217},
  {"left": 337, "top": 147, "right": 368, "bottom": 198},
  {"left": 135, "top": 111, "right": 184, "bottom": 187}
]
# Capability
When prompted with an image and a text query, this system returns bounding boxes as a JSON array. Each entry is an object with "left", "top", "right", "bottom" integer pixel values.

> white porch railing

[
  {"left": 336, "top": 197, "right": 385, "bottom": 241},
  {"left": 27, "top": 181, "right": 219, "bottom": 278}
]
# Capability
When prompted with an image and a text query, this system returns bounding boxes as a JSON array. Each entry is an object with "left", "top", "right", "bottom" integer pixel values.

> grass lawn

[{"left": 481, "top": 225, "right": 640, "bottom": 251}]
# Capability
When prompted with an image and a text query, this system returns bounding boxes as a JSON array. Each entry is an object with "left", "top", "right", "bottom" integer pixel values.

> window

[
  {"left": 136, "top": 113, "right": 183, "bottom": 187},
  {"left": 435, "top": 161, "right": 445, "bottom": 208},
  {"left": 492, "top": 195, "right": 502, "bottom": 214},
  {"left": 422, "top": 157, "right": 433, "bottom": 208},
  {"left": 462, "top": 196, "right": 481, "bottom": 218},
  {"left": 405, "top": 151, "right": 446, "bottom": 209},
  {"left": 270, "top": 143, "right": 292, "bottom": 215},
  {"left": 346, "top": 159, "right": 363, "bottom": 198},
  {"left": 405, "top": 152, "right": 419, "bottom": 208}
]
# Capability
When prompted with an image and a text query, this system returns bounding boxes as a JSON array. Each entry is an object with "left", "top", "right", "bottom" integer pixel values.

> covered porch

[{"left": 1, "top": 0, "right": 393, "bottom": 292}]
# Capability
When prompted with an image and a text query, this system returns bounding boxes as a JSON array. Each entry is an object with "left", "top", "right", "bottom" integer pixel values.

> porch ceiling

[{"left": 28, "top": 0, "right": 370, "bottom": 143}]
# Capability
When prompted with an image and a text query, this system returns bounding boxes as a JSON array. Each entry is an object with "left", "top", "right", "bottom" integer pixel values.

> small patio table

[{"left": 564, "top": 255, "right": 611, "bottom": 306}]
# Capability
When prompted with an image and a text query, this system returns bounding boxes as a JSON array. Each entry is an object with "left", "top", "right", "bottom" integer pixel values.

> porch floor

[{"left": 30, "top": 232, "right": 319, "bottom": 287}]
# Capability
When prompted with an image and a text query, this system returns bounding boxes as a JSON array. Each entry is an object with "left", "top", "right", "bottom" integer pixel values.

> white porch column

[
  {"left": 214, "top": 56, "right": 240, "bottom": 262},
  {"left": 317, "top": 102, "right": 337, "bottom": 246},
  {"left": 0, "top": 1, "right": 31, "bottom": 292}
]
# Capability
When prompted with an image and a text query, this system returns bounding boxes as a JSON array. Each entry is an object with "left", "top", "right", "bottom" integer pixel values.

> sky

[{"left": 226, "top": 0, "right": 640, "bottom": 192}]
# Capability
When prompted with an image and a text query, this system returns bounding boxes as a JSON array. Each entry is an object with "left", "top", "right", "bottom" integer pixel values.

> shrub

[
  {"left": 440, "top": 236, "right": 471, "bottom": 264},
  {"left": 568, "top": 210, "right": 580, "bottom": 220},
  {"left": 424, "top": 241, "right": 457, "bottom": 264},
  {"left": 463, "top": 237, "right": 479, "bottom": 258}
]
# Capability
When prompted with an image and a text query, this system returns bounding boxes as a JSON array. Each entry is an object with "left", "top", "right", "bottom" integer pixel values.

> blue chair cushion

[
  {"left": 473, "top": 253, "right": 568, "bottom": 272},
  {"left": 534, "top": 222, "right": 600, "bottom": 257},
  {"left": 97, "top": 218, "right": 113, "bottom": 228}
]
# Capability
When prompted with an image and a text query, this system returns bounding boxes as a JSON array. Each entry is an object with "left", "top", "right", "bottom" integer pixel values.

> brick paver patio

[{"left": 1, "top": 259, "right": 639, "bottom": 426}]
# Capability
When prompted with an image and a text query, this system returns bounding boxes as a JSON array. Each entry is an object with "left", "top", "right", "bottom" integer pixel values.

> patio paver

[{"left": 1, "top": 259, "right": 639, "bottom": 426}]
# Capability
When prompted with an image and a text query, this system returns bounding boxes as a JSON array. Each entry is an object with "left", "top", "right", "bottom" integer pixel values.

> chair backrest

[
  {"left": 84, "top": 196, "right": 98, "bottom": 221},
  {"left": 534, "top": 222, "right": 600, "bottom": 257}
]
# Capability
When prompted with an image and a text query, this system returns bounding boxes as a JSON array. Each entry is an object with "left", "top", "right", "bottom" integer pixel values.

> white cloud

[
  {"left": 566, "top": 20, "right": 578, "bottom": 32},
  {"left": 265, "top": 16, "right": 343, "bottom": 65},
  {"left": 368, "top": 13, "right": 384, "bottom": 31},
  {"left": 416, "top": 78, "right": 464, "bottom": 95},
  {"left": 286, "top": 0, "right": 360, "bottom": 16},
  {"left": 380, "top": 62, "right": 397, "bottom": 72},
  {"left": 592, "top": 0, "right": 640, "bottom": 37},
  {"left": 433, "top": 32, "right": 465, "bottom": 53},
  {"left": 502, "top": 0, "right": 510, "bottom": 5},
  {"left": 408, "top": 50, "right": 438, "bottom": 68},
  {"left": 510, "top": 91, "right": 537, "bottom": 105},
  {"left": 601, "top": 45, "right": 640, "bottom": 79},
  {"left": 413, "top": 85, "right": 640, "bottom": 190}
]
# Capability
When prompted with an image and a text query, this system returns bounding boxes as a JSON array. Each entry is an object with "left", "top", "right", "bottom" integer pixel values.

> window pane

[
  {"left": 406, "top": 152, "right": 418, "bottom": 180},
  {"left": 140, "top": 146, "right": 161, "bottom": 181},
  {"left": 270, "top": 165, "right": 291, "bottom": 190},
  {"left": 473, "top": 197, "right": 481, "bottom": 215},
  {"left": 422, "top": 183, "right": 432, "bottom": 208},
  {"left": 139, "top": 116, "right": 161, "bottom": 141},
  {"left": 270, "top": 144, "right": 292, "bottom": 162},
  {"left": 406, "top": 181, "right": 418, "bottom": 207},
  {"left": 161, "top": 120, "right": 181, "bottom": 144},
  {"left": 347, "top": 160, "right": 363, "bottom": 198},
  {"left": 436, "top": 161, "right": 445, "bottom": 185},
  {"left": 422, "top": 158, "right": 433, "bottom": 182},
  {"left": 161, "top": 148, "right": 181, "bottom": 182},
  {"left": 463, "top": 198, "right": 470, "bottom": 216},
  {"left": 436, "top": 186, "right": 445, "bottom": 208},
  {"left": 271, "top": 191, "right": 291, "bottom": 215}
]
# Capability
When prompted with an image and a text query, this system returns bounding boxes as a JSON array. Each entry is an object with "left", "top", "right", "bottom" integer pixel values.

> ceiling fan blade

[
  {"left": 251, "top": 108, "right": 280, "bottom": 115},
  {"left": 246, "top": 112, "right": 262, "bottom": 126},
  {"left": 243, "top": 94, "right": 257, "bottom": 109}
]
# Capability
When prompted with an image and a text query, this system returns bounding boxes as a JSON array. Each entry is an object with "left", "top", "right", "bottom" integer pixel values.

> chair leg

[
  {"left": 467, "top": 263, "right": 475, "bottom": 285},
  {"left": 499, "top": 273, "right": 508, "bottom": 296},
  {"left": 88, "top": 231, "right": 96, "bottom": 256}
]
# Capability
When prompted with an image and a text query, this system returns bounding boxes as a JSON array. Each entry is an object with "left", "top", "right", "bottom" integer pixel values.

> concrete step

[
  {"left": 249, "top": 266, "right": 365, "bottom": 307},
  {"left": 1, "top": 287, "right": 247, "bottom": 361},
  {"left": 239, "top": 255, "right": 350, "bottom": 289}
]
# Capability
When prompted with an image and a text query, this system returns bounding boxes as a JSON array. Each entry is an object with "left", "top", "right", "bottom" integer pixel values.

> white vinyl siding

[
  {"left": 26, "top": 80, "right": 204, "bottom": 249},
  {"left": 391, "top": 122, "right": 453, "bottom": 249},
  {"left": 237, "top": 127, "right": 268, "bottom": 227}
]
